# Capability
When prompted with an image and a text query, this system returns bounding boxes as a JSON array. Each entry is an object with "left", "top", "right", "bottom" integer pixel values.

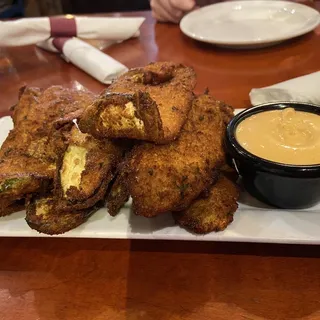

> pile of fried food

[{"left": 0, "top": 61, "right": 239, "bottom": 235}]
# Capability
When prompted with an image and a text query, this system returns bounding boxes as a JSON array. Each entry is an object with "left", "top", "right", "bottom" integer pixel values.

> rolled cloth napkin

[
  {"left": 0, "top": 16, "right": 145, "bottom": 46},
  {"left": 37, "top": 37, "right": 128, "bottom": 84},
  {"left": 250, "top": 71, "right": 320, "bottom": 105}
]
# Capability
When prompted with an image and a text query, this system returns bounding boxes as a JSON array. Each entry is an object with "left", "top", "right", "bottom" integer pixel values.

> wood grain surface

[{"left": 0, "top": 7, "right": 320, "bottom": 320}]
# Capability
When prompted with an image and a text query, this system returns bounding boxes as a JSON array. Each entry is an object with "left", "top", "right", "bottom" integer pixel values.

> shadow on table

[{"left": 128, "top": 207, "right": 174, "bottom": 235}]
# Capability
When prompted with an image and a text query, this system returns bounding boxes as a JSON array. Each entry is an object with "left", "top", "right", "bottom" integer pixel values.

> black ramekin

[{"left": 225, "top": 102, "right": 320, "bottom": 209}]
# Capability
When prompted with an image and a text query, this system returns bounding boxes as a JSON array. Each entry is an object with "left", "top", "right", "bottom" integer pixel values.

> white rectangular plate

[{"left": 0, "top": 112, "right": 319, "bottom": 244}]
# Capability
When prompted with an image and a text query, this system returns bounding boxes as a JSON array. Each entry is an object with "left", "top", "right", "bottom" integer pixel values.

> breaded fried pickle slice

[
  {"left": 0, "top": 156, "right": 54, "bottom": 217},
  {"left": 56, "top": 126, "right": 126, "bottom": 211},
  {"left": 173, "top": 175, "right": 239, "bottom": 234},
  {"left": 26, "top": 196, "right": 100, "bottom": 235},
  {"left": 126, "top": 94, "right": 229, "bottom": 217},
  {"left": 0, "top": 86, "right": 95, "bottom": 216},
  {"left": 5, "top": 86, "right": 96, "bottom": 162},
  {"left": 0, "top": 156, "right": 54, "bottom": 197},
  {"left": 79, "top": 62, "right": 196, "bottom": 143},
  {"left": 79, "top": 92, "right": 163, "bottom": 142},
  {"left": 106, "top": 170, "right": 130, "bottom": 217}
]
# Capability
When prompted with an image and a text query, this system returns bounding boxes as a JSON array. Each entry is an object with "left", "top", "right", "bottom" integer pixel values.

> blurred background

[{"left": 0, "top": 0, "right": 151, "bottom": 18}]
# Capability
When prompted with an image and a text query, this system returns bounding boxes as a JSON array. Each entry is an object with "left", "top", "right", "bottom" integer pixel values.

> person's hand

[{"left": 150, "top": 0, "right": 196, "bottom": 23}]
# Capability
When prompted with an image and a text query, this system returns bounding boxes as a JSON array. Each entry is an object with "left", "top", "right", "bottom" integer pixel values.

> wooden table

[{"left": 1, "top": 9, "right": 320, "bottom": 320}]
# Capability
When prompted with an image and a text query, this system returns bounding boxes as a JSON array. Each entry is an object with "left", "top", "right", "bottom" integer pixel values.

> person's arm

[{"left": 150, "top": 0, "right": 196, "bottom": 23}]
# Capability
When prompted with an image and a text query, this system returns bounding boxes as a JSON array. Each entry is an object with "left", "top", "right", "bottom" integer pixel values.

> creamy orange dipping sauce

[{"left": 236, "top": 108, "right": 320, "bottom": 165}]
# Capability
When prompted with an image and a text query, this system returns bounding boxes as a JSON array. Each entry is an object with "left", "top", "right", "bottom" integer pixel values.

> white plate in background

[{"left": 180, "top": 1, "right": 320, "bottom": 48}]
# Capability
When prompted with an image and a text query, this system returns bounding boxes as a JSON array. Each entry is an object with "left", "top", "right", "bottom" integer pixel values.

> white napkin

[
  {"left": 37, "top": 37, "right": 128, "bottom": 84},
  {"left": 249, "top": 71, "right": 320, "bottom": 105},
  {"left": 0, "top": 16, "right": 145, "bottom": 47}
]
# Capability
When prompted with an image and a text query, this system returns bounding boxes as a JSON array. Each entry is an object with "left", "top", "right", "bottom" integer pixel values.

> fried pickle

[
  {"left": 79, "top": 92, "right": 162, "bottom": 142},
  {"left": 173, "top": 175, "right": 239, "bottom": 234},
  {"left": 125, "top": 94, "right": 232, "bottom": 217},
  {"left": 26, "top": 196, "right": 100, "bottom": 235},
  {"left": 106, "top": 170, "right": 130, "bottom": 217},
  {"left": 79, "top": 62, "right": 196, "bottom": 143},
  {"left": 55, "top": 126, "right": 127, "bottom": 211},
  {"left": 5, "top": 86, "right": 95, "bottom": 162},
  {"left": 0, "top": 86, "right": 95, "bottom": 216},
  {"left": 0, "top": 156, "right": 53, "bottom": 196}
]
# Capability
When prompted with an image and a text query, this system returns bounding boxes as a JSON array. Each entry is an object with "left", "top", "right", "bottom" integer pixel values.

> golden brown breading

[
  {"left": 106, "top": 170, "right": 130, "bottom": 217},
  {"left": 0, "top": 156, "right": 54, "bottom": 218},
  {"left": 173, "top": 175, "right": 239, "bottom": 234},
  {"left": 79, "top": 62, "right": 196, "bottom": 143},
  {"left": 4, "top": 86, "right": 95, "bottom": 163},
  {"left": 10, "top": 86, "right": 41, "bottom": 127},
  {"left": 125, "top": 94, "right": 231, "bottom": 217},
  {"left": 79, "top": 92, "right": 162, "bottom": 142},
  {"left": 219, "top": 101, "right": 234, "bottom": 125},
  {"left": 25, "top": 196, "right": 100, "bottom": 235},
  {"left": 0, "top": 156, "right": 54, "bottom": 195},
  {"left": 55, "top": 126, "right": 127, "bottom": 211},
  {"left": 0, "top": 86, "right": 96, "bottom": 216}
]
